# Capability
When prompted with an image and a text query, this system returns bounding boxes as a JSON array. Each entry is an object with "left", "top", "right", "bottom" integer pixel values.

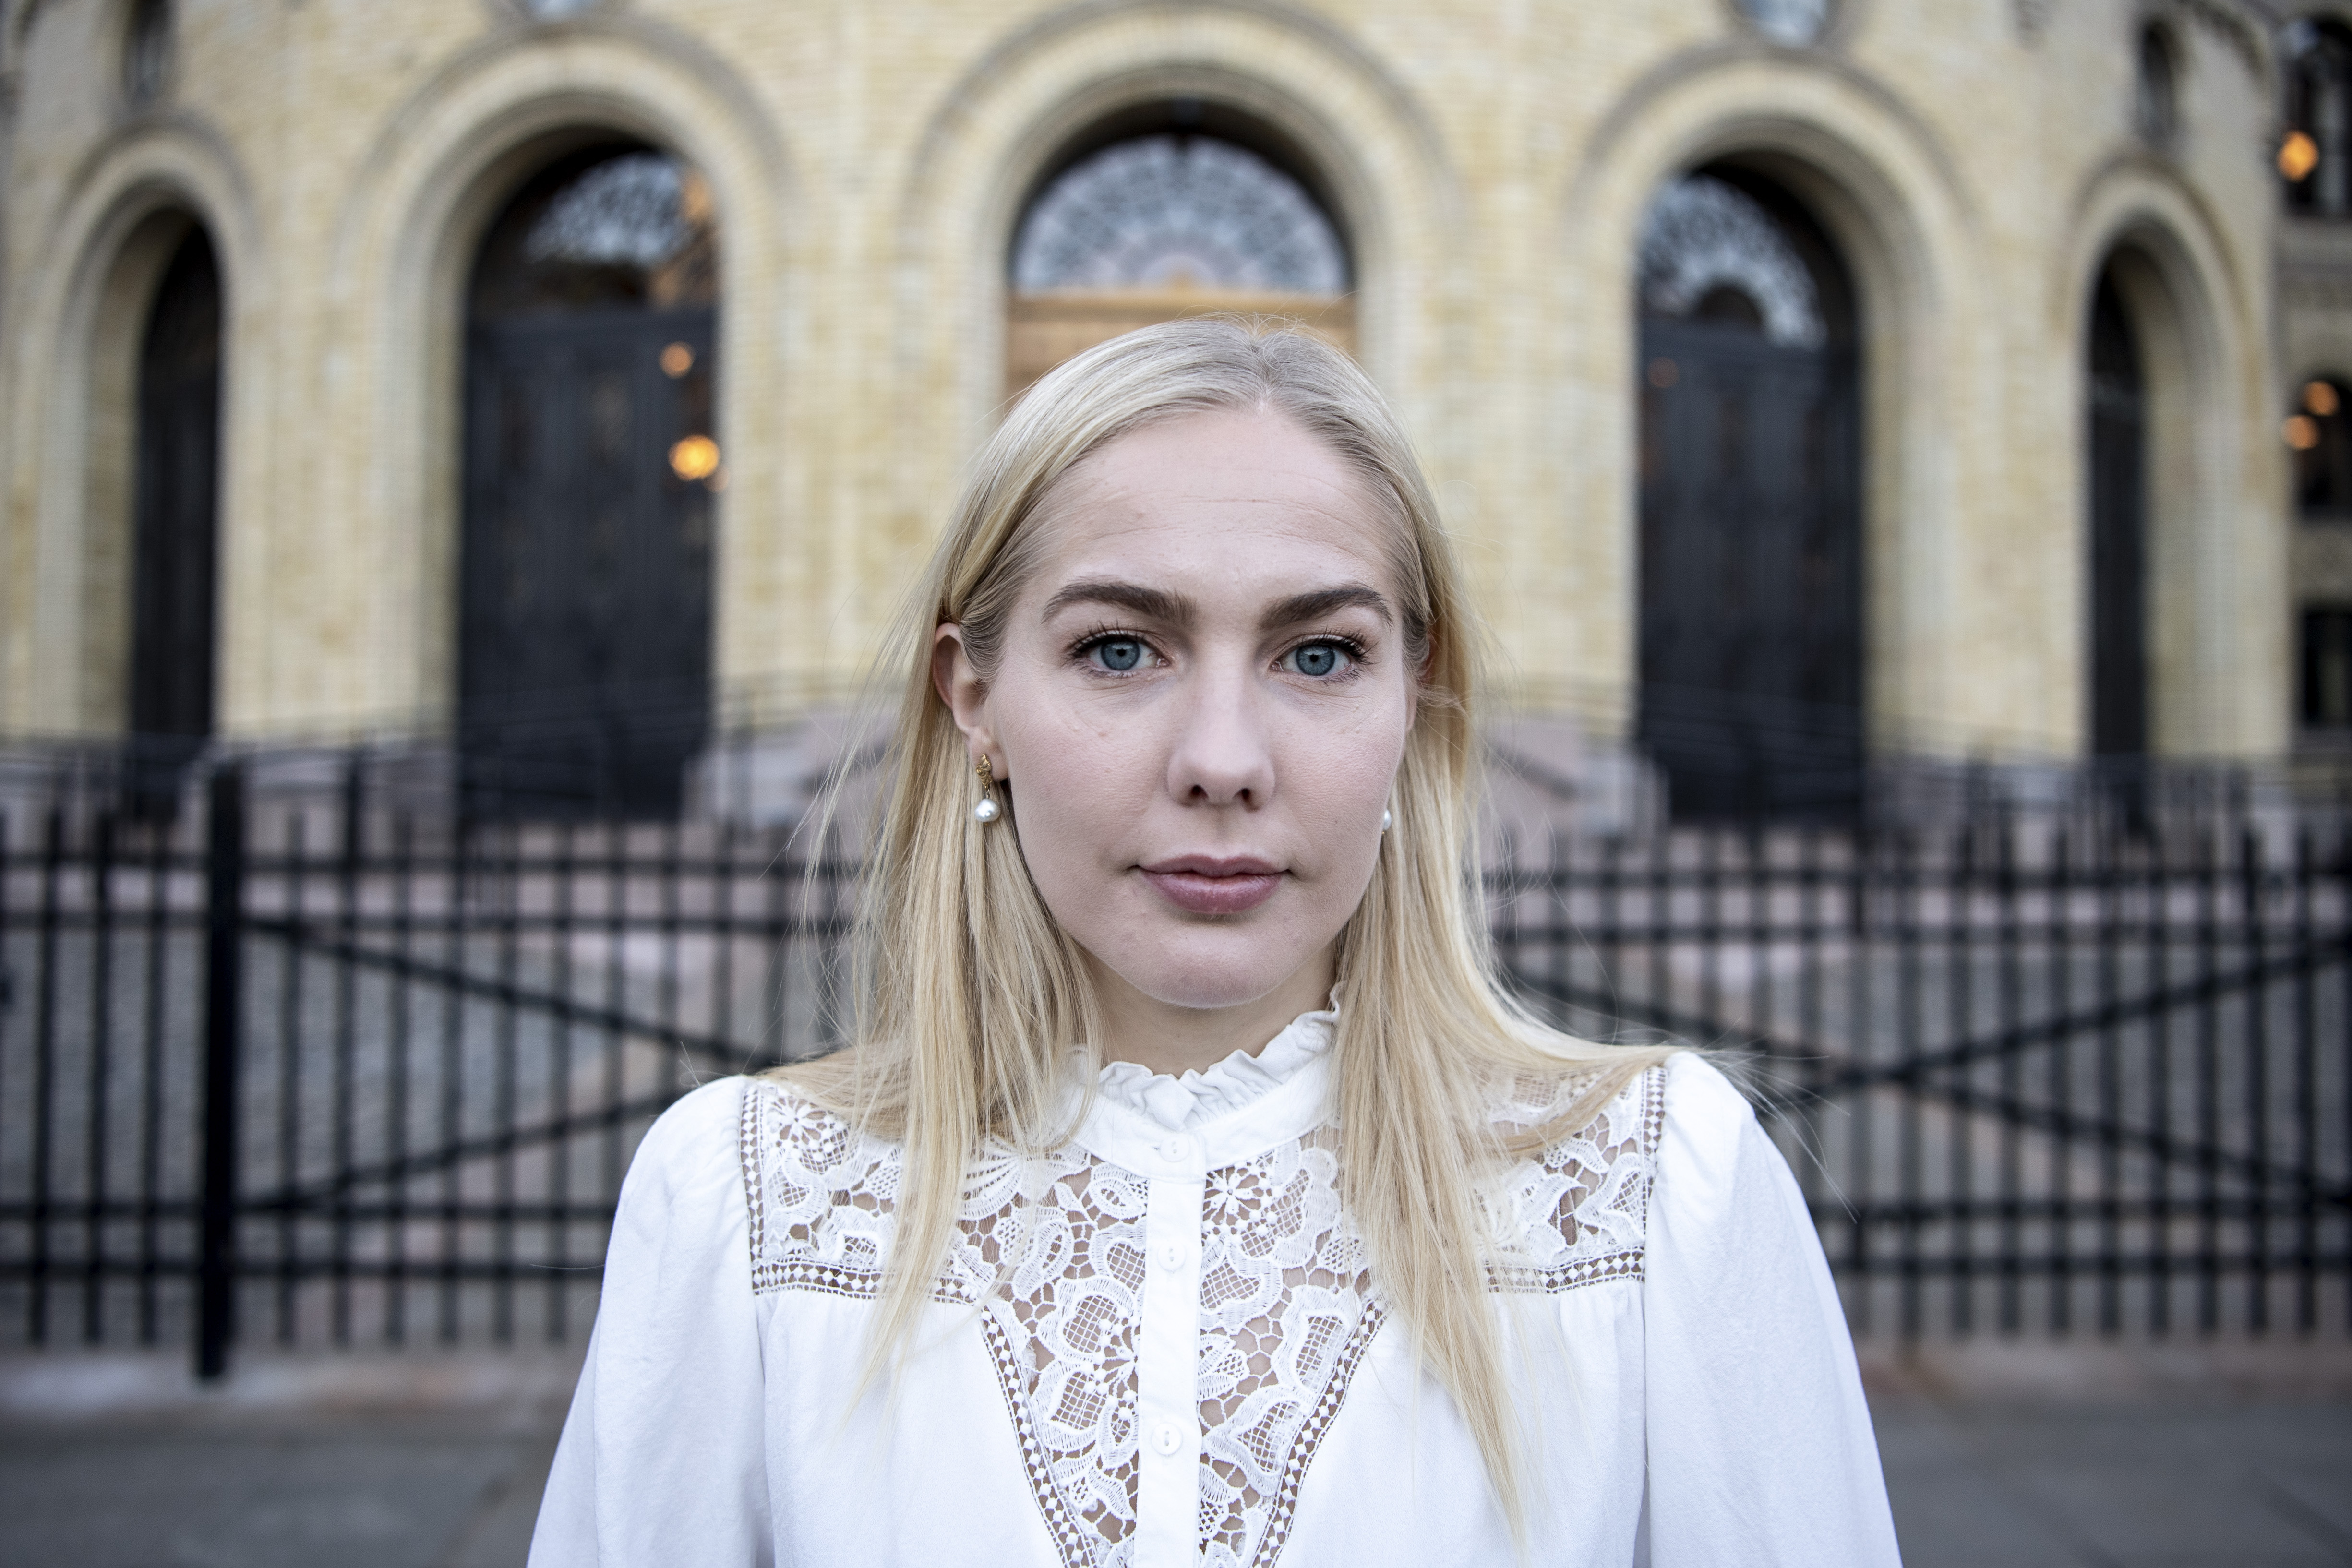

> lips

[{"left": 1139, "top": 855, "right": 1284, "bottom": 916}]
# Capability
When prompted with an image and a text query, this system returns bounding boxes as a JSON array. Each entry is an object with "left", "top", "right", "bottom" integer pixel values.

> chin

[{"left": 1100, "top": 937, "right": 1314, "bottom": 1014}]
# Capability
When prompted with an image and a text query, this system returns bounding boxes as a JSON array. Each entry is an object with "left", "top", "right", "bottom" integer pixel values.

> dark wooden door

[
  {"left": 2088, "top": 275, "right": 2147, "bottom": 760},
  {"left": 129, "top": 228, "right": 222, "bottom": 801},
  {"left": 1638, "top": 316, "right": 1862, "bottom": 821},
  {"left": 458, "top": 307, "right": 715, "bottom": 817}
]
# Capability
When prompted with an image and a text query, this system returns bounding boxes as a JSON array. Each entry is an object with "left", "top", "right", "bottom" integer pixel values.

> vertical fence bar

[
  {"left": 2294, "top": 826, "right": 2317, "bottom": 1332},
  {"left": 196, "top": 764, "right": 246, "bottom": 1381},
  {"left": 1848, "top": 827, "right": 1873, "bottom": 1333},
  {"left": 2196, "top": 825, "right": 2221, "bottom": 1332},
  {"left": 2148, "top": 820, "right": 2174, "bottom": 1335},
  {"left": 1950, "top": 822, "right": 1977, "bottom": 1335},
  {"left": 136, "top": 811, "right": 171, "bottom": 1343},
  {"left": 1997, "top": 818, "right": 2023, "bottom": 1334},
  {"left": 28, "top": 803, "right": 65, "bottom": 1345},
  {"left": 2096, "top": 817, "right": 2122, "bottom": 1334},
  {"left": 1896, "top": 829, "right": 1922, "bottom": 1339},
  {"left": 82, "top": 811, "right": 117, "bottom": 1341},
  {"left": 330, "top": 757, "right": 363, "bottom": 1343},
  {"left": 2242, "top": 826, "right": 2270, "bottom": 1333},
  {"left": 275, "top": 811, "right": 307, "bottom": 1342},
  {"left": 386, "top": 810, "right": 415, "bottom": 1346},
  {"left": 549, "top": 820, "right": 578, "bottom": 1341}
]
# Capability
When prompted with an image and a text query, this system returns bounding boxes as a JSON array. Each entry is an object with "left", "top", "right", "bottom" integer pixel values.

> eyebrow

[
  {"left": 1041, "top": 579, "right": 1197, "bottom": 624},
  {"left": 1040, "top": 578, "right": 1395, "bottom": 632},
  {"left": 1261, "top": 584, "right": 1393, "bottom": 631}
]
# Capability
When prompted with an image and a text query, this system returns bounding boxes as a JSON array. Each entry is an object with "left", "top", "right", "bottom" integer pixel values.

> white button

[
  {"left": 1151, "top": 1421, "right": 1184, "bottom": 1456},
  {"left": 1160, "top": 1135, "right": 1194, "bottom": 1161},
  {"left": 1155, "top": 1240, "right": 1188, "bottom": 1270}
]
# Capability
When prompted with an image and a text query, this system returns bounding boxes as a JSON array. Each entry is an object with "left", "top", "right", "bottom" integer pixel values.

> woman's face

[{"left": 937, "top": 406, "right": 1417, "bottom": 1024}]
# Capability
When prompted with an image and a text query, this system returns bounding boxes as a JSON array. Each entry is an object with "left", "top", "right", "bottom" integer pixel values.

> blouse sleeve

[
  {"left": 528, "top": 1077, "right": 772, "bottom": 1568},
  {"left": 1642, "top": 1053, "right": 1903, "bottom": 1567}
]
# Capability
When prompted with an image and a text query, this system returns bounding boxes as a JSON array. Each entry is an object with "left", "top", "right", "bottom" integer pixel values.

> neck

[{"left": 1085, "top": 946, "right": 1335, "bottom": 1078}]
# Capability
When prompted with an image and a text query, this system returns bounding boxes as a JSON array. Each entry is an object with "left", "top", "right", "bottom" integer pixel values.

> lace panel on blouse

[{"left": 739, "top": 1065, "right": 1663, "bottom": 1568}]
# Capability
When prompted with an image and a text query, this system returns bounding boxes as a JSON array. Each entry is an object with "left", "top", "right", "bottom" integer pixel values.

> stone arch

[
  {"left": 1552, "top": 50, "right": 1984, "bottom": 756},
  {"left": 2061, "top": 161, "right": 2278, "bottom": 756},
  {"left": 884, "top": 0, "right": 1466, "bottom": 600},
  {"left": 2, "top": 119, "right": 256, "bottom": 735},
  {"left": 316, "top": 19, "right": 800, "bottom": 726}
]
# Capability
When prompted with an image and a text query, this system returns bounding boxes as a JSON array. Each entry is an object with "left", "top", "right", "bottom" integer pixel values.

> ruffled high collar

[{"left": 1093, "top": 1010, "right": 1336, "bottom": 1132}]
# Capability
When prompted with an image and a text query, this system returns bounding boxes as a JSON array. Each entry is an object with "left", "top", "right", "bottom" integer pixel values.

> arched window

[
  {"left": 2087, "top": 269, "right": 2148, "bottom": 759},
  {"left": 458, "top": 142, "right": 720, "bottom": 817},
  {"left": 129, "top": 225, "right": 222, "bottom": 792},
  {"left": 1634, "top": 168, "right": 1861, "bottom": 821},
  {"left": 1005, "top": 108, "right": 1352, "bottom": 399},
  {"left": 2289, "top": 375, "right": 2352, "bottom": 518},
  {"left": 2282, "top": 19, "right": 2352, "bottom": 216},
  {"left": 2136, "top": 23, "right": 2180, "bottom": 147},
  {"left": 122, "top": 0, "right": 171, "bottom": 108}
]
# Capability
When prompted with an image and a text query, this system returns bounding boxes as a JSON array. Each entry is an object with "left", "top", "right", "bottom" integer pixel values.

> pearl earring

[
  {"left": 1380, "top": 807, "right": 1393, "bottom": 833},
  {"left": 972, "top": 754, "right": 1001, "bottom": 823}
]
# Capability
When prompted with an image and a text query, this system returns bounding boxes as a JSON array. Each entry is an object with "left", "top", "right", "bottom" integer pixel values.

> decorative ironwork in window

[
  {"left": 1734, "top": 0, "right": 1831, "bottom": 47},
  {"left": 1011, "top": 135, "right": 1347, "bottom": 294},
  {"left": 472, "top": 148, "right": 718, "bottom": 318},
  {"left": 1637, "top": 175, "right": 1825, "bottom": 350},
  {"left": 2284, "top": 20, "right": 2352, "bottom": 217}
]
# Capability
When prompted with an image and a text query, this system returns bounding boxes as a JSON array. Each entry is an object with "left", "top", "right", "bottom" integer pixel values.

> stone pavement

[{"left": 1, "top": 1344, "right": 2349, "bottom": 1567}]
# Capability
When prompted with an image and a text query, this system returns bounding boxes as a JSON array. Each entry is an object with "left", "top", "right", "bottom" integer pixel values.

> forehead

[{"left": 1022, "top": 407, "right": 1399, "bottom": 598}]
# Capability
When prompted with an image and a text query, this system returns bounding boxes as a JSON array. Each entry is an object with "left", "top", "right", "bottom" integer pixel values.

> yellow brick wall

[{"left": 0, "top": 0, "right": 2309, "bottom": 760}]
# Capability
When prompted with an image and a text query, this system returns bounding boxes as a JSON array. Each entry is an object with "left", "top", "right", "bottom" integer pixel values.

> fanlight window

[
  {"left": 1638, "top": 176, "right": 1826, "bottom": 350},
  {"left": 2283, "top": 21, "right": 2352, "bottom": 217},
  {"left": 1012, "top": 136, "right": 1346, "bottom": 293},
  {"left": 472, "top": 150, "right": 717, "bottom": 318},
  {"left": 1005, "top": 127, "right": 1353, "bottom": 399}
]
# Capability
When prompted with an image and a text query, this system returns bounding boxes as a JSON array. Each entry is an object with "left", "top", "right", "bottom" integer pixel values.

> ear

[{"left": 932, "top": 623, "right": 1005, "bottom": 778}]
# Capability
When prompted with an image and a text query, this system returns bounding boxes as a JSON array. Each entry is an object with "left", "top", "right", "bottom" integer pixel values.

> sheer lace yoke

[{"left": 739, "top": 1051, "right": 1665, "bottom": 1568}]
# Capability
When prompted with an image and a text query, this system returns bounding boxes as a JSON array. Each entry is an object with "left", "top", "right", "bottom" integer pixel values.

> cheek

[{"left": 991, "top": 677, "right": 1156, "bottom": 882}]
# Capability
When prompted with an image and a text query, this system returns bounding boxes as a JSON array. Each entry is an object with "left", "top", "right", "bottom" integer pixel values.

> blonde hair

[{"left": 781, "top": 318, "right": 1673, "bottom": 1520}]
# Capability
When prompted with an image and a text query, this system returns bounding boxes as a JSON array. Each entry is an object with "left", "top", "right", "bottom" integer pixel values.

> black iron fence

[{"left": 1, "top": 745, "right": 2347, "bottom": 1377}]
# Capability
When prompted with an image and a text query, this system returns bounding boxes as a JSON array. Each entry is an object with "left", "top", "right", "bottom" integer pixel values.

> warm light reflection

[
  {"left": 2288, "top": 415, "right": 2321, "bottom": 452},
  {"left": 2307, "top": 380, "right": 2341, "bottom": 418},
  {"left": 670, "top": 434, "right": 720, "bottom": 480},
  {"left": 2282, "top": 130, "right": 2320, "bottom": 183},
  {"left": 707, "top": 466, "right": 729, "bottom": 494},
  {"left": 1647, "top": 357, "right": 1680, "bottom": 389},
  {"left": 660, "top": 342, "right": 695, "bottom": 377}
]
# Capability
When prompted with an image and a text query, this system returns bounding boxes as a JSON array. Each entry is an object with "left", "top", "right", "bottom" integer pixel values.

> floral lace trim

[{"left": 738, "top": 1065, "right": 1664, "bottom": 1568}]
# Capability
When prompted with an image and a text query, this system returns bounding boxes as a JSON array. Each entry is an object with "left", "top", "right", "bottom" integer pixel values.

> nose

[{"left": 1164, "top": 656, "right": 1276, "bottom": 809}]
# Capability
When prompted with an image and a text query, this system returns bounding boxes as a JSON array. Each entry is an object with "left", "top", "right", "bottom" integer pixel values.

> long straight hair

[{"left": 781, "top": 318, "right": 1673, "bottom": 1519}]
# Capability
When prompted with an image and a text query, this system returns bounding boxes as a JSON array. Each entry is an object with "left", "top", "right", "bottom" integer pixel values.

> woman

[{"left": 528, "top": 321, "right": 1901, "bottom": 1566}]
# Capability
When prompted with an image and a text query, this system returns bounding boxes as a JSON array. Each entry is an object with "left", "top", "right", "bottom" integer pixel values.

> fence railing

[{"left": 1, "top": 746, "right": 2347, "bottom": 1376}]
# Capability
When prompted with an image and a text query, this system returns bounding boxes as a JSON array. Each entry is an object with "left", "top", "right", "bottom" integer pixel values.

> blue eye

[
  {"left": 1092, "top": 638, "right": 1144, "bottom": 672},
  {"left": 1284, "top": 642, "right": 1350, "bottom": 678}
]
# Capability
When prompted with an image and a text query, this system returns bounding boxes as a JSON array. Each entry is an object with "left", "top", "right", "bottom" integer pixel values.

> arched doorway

[
  {"left": 129, "top": 225, "right": 223, "bottom": 794},
  {"left": 1006, "top": 105, "right": 1353, "bottom": 399},
  {"left": 459, "top": 142, "right": 720, "bottom": 817},
  {"left": 1634, "top": 168, "right": 1863, "bottom": 821},
  {"left": 2087, "top": 268, "right": 2148, "bottom": 761}
]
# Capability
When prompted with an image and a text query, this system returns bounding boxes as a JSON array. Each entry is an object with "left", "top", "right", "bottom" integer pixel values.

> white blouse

[{"left": 528, "top": 1015, "right": 1902, "bottom": 1567}]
